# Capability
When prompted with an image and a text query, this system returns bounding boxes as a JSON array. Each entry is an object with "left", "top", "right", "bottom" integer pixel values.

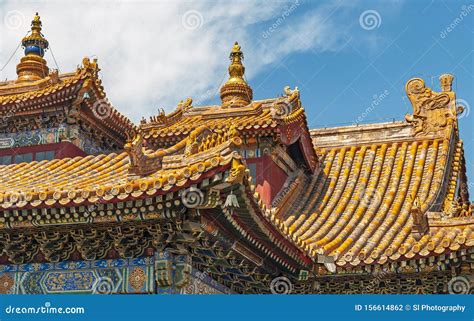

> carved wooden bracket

[{"left": 154, "top": 249, "right": 192, "bottom": 290}]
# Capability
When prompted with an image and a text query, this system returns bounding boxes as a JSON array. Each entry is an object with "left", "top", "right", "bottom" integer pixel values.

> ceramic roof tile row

[
  {"left": 282, "top": 137, "right": 473, "bottom": 266},
  {"left": 0, "top": 144, "right": 234, "bottom": 210},
  {"left": 143, "top": 102, "right": 280, "bottom": 140}
]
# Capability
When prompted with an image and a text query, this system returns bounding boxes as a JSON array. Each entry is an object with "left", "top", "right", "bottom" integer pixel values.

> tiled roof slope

[
  {"left": 0, "top": 57, "right": 134, "bottom": 137},
  {"left": 140, "top": 88, "right": 318, "bottom": 172},
  {"left": 140, "top": 89, "right": 304, "bottom": 144},
  {"left": 283, "top": 128, "right": 472, "bottom": 267},
  {"left": 279, "top": 75, "right": 473, "bottom": 268},
  {"left": 141, "top": 100, "right": 277, "bottom": 141},
  {"left": 0, "top": 127, "right": 242, "bottom": 213}
]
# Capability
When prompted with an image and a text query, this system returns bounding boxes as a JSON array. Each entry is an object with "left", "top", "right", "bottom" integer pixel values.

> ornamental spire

[
  {"left": 16, "top": 12, "right": 50, "bottom": 82},
  {"left": 220, "top": 42, "right": 253, "bottom": 107}
]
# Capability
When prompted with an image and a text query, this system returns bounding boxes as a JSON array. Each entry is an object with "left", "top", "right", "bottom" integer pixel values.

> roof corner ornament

[
  {"left": 405, "top": 75, "right": 457, "bottom": 137},
  {"left": 49, "top": 69, "right": 59, "bottom": 84},
  {"left": 439, "top": 73, "right": 454, "bottom": 92},
  {"left": 124, "top": 129, "right": 163, "bottom": 177},
  {"left": 443, "top": 197, "right": 470, "bottom": 218},
  {"left": 283, "top": 85, "right": 299, "bottom": 99},
  {"left": 220, "top": 42, "right": 253, "bottom": 108},
  {"left": 226, "top": 157, "right": 247, "bottom": 184},
  {"left": 81, "top": 57, "right": 100, "bottom": 77},
  {"left": 410, "top": 196, "right": 428, "bottom": 241},
  {"left": 177, "top": 97, "right": 193, "bottom": 111}
]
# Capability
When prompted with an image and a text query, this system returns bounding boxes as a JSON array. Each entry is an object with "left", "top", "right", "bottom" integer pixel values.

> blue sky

[{"left": 0, "top": 0, "right": 473, "bottom": 188}]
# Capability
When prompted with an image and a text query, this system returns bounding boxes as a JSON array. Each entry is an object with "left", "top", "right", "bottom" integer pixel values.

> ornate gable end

[{"left": 405, "top": 74, "right": 464, "bottom": 138}]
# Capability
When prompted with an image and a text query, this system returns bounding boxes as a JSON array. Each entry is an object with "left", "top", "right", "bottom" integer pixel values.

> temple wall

[
  {"left": 0, "top": 125, "right": 115, "bottom": 157},
  {"left": 0, "top": 253, "right": 230, "bottom": 294},
  {"left": 251, "top": 155, "right": 288, "bottom": 206}
]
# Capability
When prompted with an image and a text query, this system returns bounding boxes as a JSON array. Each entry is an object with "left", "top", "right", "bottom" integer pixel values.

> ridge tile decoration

[
  {"left": 405, "top": 74, "right": 464, "bottom": 137},
  {"left": 0, "top": 14, "right": 472, "bottom": 294}
]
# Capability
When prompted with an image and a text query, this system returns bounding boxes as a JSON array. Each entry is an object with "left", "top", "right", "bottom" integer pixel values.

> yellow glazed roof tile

[{"left": 281, "top": 132, "right": 474, "bottom": 267}]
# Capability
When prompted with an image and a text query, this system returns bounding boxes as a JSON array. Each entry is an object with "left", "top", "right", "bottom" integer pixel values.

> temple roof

[
  {"left": 280, "top": 125, "right": 472, "bottom": 267},
  {"left": 141, "top": 92, "right": 300, "bottom": 140},
  {"left": 139, "top": 86, "right": 318, "bottom": 172},
  {"left": 271, "top": 74, "right": 472, "bottom": 270},
  {"left": 0, "top": 14, "right": 134, "bottom": 145},
  {"left": 0, "top": 58, "right": 134, "bottom": 137},
  {"left": 0, "top": 30, "right": 471, "bottom": 275},
  {"left": 0, "top": 126, "right": 241, "bottom": 213}
]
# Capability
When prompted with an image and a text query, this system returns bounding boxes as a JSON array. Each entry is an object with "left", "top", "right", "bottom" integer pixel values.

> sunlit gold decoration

[
  {"left": 226, "top": 158, "right": 247, "bottom": 184},
  {"left": 178, "top": 97, "right": 193, "bottom": 111},
  {"left": 16, "top": 13, "right": 50, "bottom": 82},
  {"left": 0, "top": 15, "right": 472, "bottom": 295},
  {"left": 283, "top": 85, "right": 299, "bottom": 98},
  {"left": 220, "top": 42, "right": 253, "bottom": 107},
  {"left": 410, "top": 196, "right": 428, "bottom": 241},
  {"left": 405, "top": 75, "right": 458, "bottom": 137},
  {"left": 129, "top": 267, "right": 146, "bottom": 291}
]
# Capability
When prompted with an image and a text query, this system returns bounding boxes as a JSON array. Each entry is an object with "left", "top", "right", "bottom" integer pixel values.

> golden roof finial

[
  {"left": 220, "top": 41, "right": 253, "bottom": 107},
  {"left": 32, "top": 12, "right": 42, "bottom": 32},
  {"left": 22, "top": 13, "right": 49, "bottom": 51},
  {"left": 227, "top": 41, "right": 245, "bottom": 84},
  {"left": 16, "top": 13, "right": 50, "bottom": 82}
]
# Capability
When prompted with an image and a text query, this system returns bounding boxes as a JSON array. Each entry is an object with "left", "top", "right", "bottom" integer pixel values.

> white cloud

[{"left": 0, "top": 0, "right": 353, "bottom": 123}]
